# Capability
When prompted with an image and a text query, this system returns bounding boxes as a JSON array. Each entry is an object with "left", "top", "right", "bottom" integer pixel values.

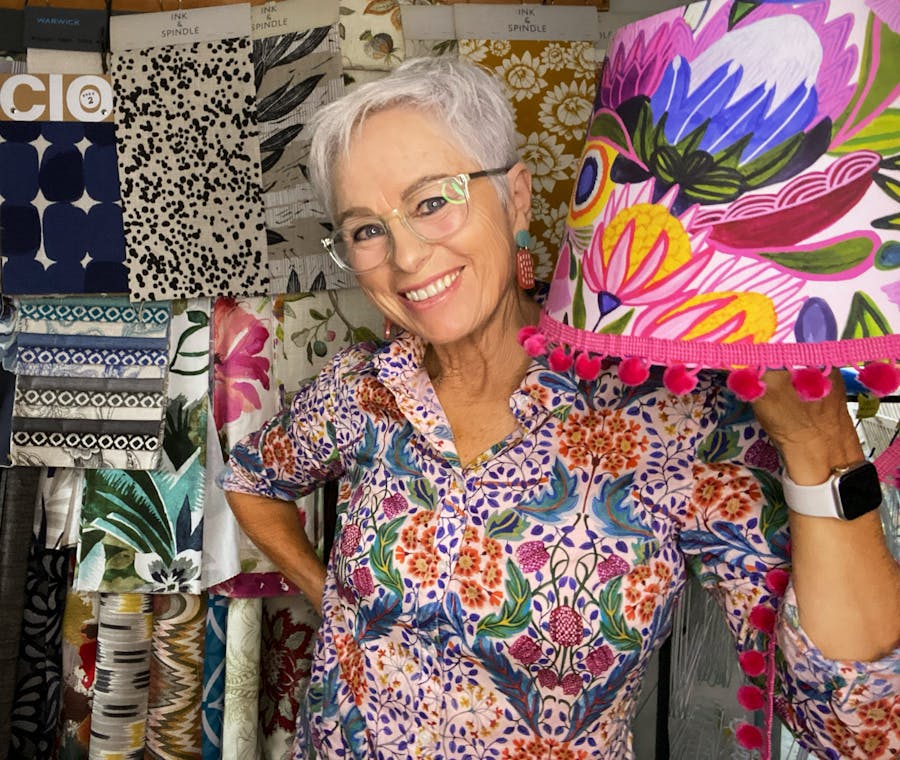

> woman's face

[{"left": 333, "top": 106, "right": 532, "bottom": 347}]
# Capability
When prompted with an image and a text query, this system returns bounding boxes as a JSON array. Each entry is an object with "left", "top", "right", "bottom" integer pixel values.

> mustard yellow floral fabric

[{"left": 459, "top": 39, "right": 598, "bottom": 281}]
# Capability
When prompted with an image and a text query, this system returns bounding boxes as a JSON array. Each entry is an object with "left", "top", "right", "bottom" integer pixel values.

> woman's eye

[
  {"left": 415, "top": 196, "right": 447, "bottom": 217},
  {"left": 351, "top": 223, "right": 386, "bottom": 242}
]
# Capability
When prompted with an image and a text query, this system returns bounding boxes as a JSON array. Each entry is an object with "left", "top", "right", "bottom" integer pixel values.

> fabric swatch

[
  {"left": 10, "top": 297, "right": 170, "bottom": 469},
  {"left": 76, "top": 299, "right": 209, "bottom": 594},
  {"left": 146, "top": 593, "right": 205, "bottom": 760},
  {"left": 255, "top": 24, "right": 352, "bottom": 294},
  {"left": 458, "top": 38, "right": 598, "bottom": 282},
  {"left": 202, "top": 594, "right": 228, "bottom": 760},
  {"left": 89, "top": 592, "right": 152, "bottom": 760},
  {"left": 112, "top": 37, "right": 268, "bottom": 300},
  {"left": 338, "top": 0, "right": 406, "bottom": 71},
  {"left": 0, "top": 121, "right": 128, "bottom": 295},
  {"left": 58, "top": 589, "right": 98, "bottom": 760},
  {"left": 222, "top": 597, "right": 262, "bottom": 760}
]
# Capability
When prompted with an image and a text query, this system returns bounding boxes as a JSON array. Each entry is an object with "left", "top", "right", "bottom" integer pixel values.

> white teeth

[{"left": 404, "top": 271, "right": 460, "bottom": 302}]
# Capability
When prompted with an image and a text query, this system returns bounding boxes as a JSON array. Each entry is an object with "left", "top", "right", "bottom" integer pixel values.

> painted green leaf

[
  {"left": 476, "top": 561, "right": 531, "bottom": 638},
  {"left": 696, "top": 428, "right": 743, "bottom": 464},
  {"left": 598, "top": 308, "right": 634, "bottom": 334},
  {"left": 572, "top": 277, "right": 586, "bottom": 331},
  {"left": 873, "top": 171, "right": 900, "bottom": 204},
  {"left": 751, "top": 468, "right": 789, "bottom": 544},
  {"left": 599, "top": 577, "right": 641, "bottom": 651},
  {"left": 829, "top": 109, "right": 900, "bottom": 155},
  {"left": 588, "top": 109, "right": 630, "bottom": 150},
  {"left": 841, "top": 291, "right": 893, "bottom": 339},
  {"left": 408, "top": 477, "right": 437, "bottom": 510},
  {"left": 369, "top": 517, "right": 404, "bottom": 597},
  {"left": 758, "top": 237, "right": 873, "bottom": 274},
  {"left": 485, "top": 509, "right": 528, "bottom": 540}
]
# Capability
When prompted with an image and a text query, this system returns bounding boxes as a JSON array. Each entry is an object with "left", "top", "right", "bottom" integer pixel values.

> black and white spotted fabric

[{"left": 112, "top": 37, "right": 269, "bottom": 300}]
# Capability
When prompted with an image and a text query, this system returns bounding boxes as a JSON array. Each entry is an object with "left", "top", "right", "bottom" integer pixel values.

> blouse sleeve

[
  {"left": 221, "top": 344, "right": 371, "bottom": 502},
  {"left": 677, "top": 387, "right": 900, "bottom": 759}
]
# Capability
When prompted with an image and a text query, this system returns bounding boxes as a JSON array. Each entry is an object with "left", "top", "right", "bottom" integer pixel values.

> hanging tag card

[
  {"left": 251, "top": 0, "right": 337, "bottom": 40},
  {"left": 24, "top": 6, "right": 109, "bottom": 51},
  {"left": 453, "top": 3, "right": 599, "bottom": 42},
  {"left": 110, "top": 2, "right": 250, "bottom": 51},
  {"left": 596, "top": 12, "right": 642, "bottom": 54},
  {"left": 0, "top": 73, "right": 113, "bottom": 121},
  {"left": 0, "top": 1, "right": 25, "bottom": 52},
  {"left": 399, "top": 5, "right": 455, "bottom": 41}
]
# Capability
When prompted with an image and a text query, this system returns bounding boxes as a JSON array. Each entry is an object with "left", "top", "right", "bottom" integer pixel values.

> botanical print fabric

[
  {"left": 225, "top": 333, "right": 900, "bottom": 759},
  {"left": 76, "top": 299, "right": 210, "bottom": 594},
  {"left": 538, "top": 0, "right": 900, "bottom": 388},
  {"left": 222, "top": 597, "right": 262, "bottom": 760},
  {"left": 0, "top": 121, "right": 128, "bottom": 295},
  {"left": 146, "top": 593, "right": 205, "bottom": 759},
  {"left": 58, "top": 588, "right": 98, "bottom": 760},
  {"left": 255, "top": 25, "right": 351, "bottom": 294},
  {"left": 89, "top": 592, "right": 152, "bottom": 760},
  {"left": 112, "top": 37, "right": 268, "bottom": 300},
  {"left": 202, "top": 594, "right": 228, "bottom": 760},
  {"left": 34, "top": 467, "right": 84, "bottom": 550},
  {"left": 458, "top": 38, "right": 598, "bottom": 281},
  {"left": 9, "top": 297, "right": 170, "bottom": 469},
  {"left": 338, "top": 0, "right": 406, "bottom": 70}
]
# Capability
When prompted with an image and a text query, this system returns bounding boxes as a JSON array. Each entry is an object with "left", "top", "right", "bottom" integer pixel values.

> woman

[{"left": 223, "top": 57, "right": 899, "bottom": 759}]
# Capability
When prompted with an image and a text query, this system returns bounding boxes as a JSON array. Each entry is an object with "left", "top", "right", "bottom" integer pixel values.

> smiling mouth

[{"left": 403, "top": 269, "right": 461, "bottom": 303}]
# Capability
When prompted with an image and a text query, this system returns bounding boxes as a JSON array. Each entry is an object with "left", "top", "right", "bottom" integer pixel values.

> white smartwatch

[{"left": 781, "top": 461, "right": 882, "bottom": 520}]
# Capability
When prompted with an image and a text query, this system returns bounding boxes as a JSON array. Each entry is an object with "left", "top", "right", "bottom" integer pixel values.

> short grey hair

[{"left": 307, "top": 56, "right": 520, "bottom": 221}]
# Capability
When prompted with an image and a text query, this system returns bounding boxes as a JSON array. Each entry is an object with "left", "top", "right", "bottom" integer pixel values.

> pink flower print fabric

[{"left": 223, "top": 332, "right": 900, "bottom": 759}]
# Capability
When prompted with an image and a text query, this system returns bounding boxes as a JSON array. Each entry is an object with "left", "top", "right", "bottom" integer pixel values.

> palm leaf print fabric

[
  {"left": 0, "top": 121, "right": 127, "bottom": 295},
  {"left": 255, "top": 25, "right": 352, "bottom": 293},
  {"left": 76, "top": 299, "right": 209, "bottom": 594},
  {"left": 112, "top": 37, "right": 268, "bottom": 300},
  {"left": 459, "top": 38, "right": 598, "bottom": 282},
  {"left": 10, "top": 297, "right": 170, "bottom": 469}
]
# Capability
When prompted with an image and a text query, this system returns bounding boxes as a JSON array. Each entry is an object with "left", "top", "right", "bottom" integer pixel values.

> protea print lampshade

[{"left": 523, "top": 0, "right": 900, "bottom": 401}]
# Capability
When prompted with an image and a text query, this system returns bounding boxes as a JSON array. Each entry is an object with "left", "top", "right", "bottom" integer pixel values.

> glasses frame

[{"left": 321, "top": 165, "right": 514, "bottom": 274}]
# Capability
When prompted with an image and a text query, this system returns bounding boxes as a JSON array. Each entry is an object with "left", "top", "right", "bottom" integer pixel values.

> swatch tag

[
  {"left": 453, "top": 4, "right": 599, "bottom": 42},
  {"left": 251, "top": 0, "right": 337, "bottom": 40},
  {"left": 110, "top": 3, "right": 250, "bottom": 51},
  {"left": 24, "top": 6, "right": 109, "bottom": 52}
]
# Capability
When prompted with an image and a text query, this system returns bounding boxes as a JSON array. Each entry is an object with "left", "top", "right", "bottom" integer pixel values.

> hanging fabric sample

[
  {"left": 58, "top": 588, "right": 98, "bottom": 760},
  {"left": 146, "top": 593, "right": 206, "bottom": 759},
  {"left": 222, "top": 597, "right": 262, "bottom": 760},
  {"left": 337, "top": 0, "right": 406, "bottom": 70},
  {"left": 9, "top": 296, "right": 170, "bottom": 469},
  {"left": 89, "top": 592, "right": 153, "bottom": 760},
  {"left": 201, "top": 594, "right": 228, "bottom": 760},
  {"left": 252, "top": 2, "right": 350, "bottom": 293},
  {"left": 525, "top": 0, "right": 900, "bottom": 402},
  {"left": 456, "top": 4, "right": 600, "bottom": 282},
  {"left": 76, "top": 298, "right": 210, "bottom": 594},
  {"left": 110, "top": 5, "right": 268, "bottom": 300},
  {"left": 399, "top": 3, "right": 457, "bottom": 60}
]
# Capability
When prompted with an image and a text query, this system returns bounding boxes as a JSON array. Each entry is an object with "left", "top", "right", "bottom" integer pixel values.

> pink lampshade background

[{"left": 524, "top": 0, "right": 900, "bottom": 402}]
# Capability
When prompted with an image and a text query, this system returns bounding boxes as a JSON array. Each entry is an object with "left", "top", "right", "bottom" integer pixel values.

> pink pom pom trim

[
  {"left": 858, "top": 361, "right": 900, "bottom": 397},
  {"left": 517, "top": 325, "right": 539, "bottom": 346},
  {"left": 618, "top": 356, "right": 650, "bottom": 386},
  {"left": 548, "top": 347, "right": 574, "bottom": 372},
  {"left": 523, "top": 334, "right": 548, "bottom": 357},
  {"left": 738, "top": 650, "right": 766, "bottom": 677},
  {"left": 735, "top": 722, "right": 764, "bottom": 750},
  {"left": 727, "top": 367, "right": 767, "bottom": 402},
  {"left": 764, "top": 568, "right": 790, "bottom": 597},
  {"left": 574, "top": 353, "right": 602, "bottom": 381},
  {"left": 790, "top": 366, "right": 832, "bottom": 401},
  {"left": 662, "top": 364, "right": 699, "bottom": 396},
  {"left": 749, "top": 604, "right": 776, "bottom": 635},
  {"left": 737, "top": 685, "right": 765, "bottom": 712}
]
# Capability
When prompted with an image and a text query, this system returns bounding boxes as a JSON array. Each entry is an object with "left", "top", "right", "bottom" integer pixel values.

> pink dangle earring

[{"left": 515, "top": 230, "right": 536, "bottom": 290}]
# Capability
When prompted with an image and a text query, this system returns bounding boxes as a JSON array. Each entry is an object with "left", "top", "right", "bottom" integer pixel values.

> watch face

[{"left": 835, "top": 462, "right": 883, "bottom": 520}]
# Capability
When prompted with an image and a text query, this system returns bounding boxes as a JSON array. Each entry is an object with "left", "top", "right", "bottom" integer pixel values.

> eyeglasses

[{"left": 321, "top": 166, "right": 514, "bottom": 273}]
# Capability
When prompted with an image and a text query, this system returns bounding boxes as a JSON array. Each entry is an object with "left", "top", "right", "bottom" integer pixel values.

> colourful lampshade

[{"left": 525, "top": 0, "right": 900, "bottom": 401}]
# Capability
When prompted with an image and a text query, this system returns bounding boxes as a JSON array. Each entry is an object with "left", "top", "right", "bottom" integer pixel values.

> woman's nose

[{"left": 388, "top": 221, "right": 432, "bottom": 273}]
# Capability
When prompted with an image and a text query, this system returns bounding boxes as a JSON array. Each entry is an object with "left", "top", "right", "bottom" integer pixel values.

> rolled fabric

[
  {"left": 202, "top": 594, "right": 228, "bottom": 760},
  {"left": 222, "top": 598, "right": 262, "bottom": 760}
]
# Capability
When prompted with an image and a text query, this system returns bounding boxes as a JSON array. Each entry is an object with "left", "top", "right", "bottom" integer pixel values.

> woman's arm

[
  {"left": 752, "top": 370, "right": 900, "bottom": 661},
  {"left": 225, "top": 491, "right": 327, "bottom": 614}
]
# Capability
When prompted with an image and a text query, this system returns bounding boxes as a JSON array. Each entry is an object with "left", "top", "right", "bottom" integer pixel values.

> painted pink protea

[
  {"left": 382, "top": 493, "right": 408, "bottom": 519},
  {"left": 340, "top": 524, "right": 362, "bottom": 557},
  {"left": 596, "top": 555, "right": 629, "bottom": 582},
  {"left": 351, "top": 567, "right": 375, "bottom": 597},
  {"left": 509, "top": 636, "right": 543, "bottom": 665},
  {"left": 549, "top": 605, "right": 584, "bottom": 647},
  {"left": 516, "top": 541, "right": 550, "bottom": 573},
  {"left": 585, "top": 645, "right": 614, "bottom": 676}
]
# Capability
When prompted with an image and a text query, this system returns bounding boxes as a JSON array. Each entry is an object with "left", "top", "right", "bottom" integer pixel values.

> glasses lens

[
  {"left": 403, "top": 177, "right": 469, "bottom": 243},
  {"left": 327, "top": 218, "right": 389, "bottom": 273}
]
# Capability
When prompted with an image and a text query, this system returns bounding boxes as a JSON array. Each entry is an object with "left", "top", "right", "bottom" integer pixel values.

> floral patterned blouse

[{"left": 223, "top": 333, "right": 900, "bottom": 760}]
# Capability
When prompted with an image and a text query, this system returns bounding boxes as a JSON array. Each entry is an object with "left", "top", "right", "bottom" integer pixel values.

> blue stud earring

[{"left": 515, "top": 230, "right": 535, "bottom": 290}]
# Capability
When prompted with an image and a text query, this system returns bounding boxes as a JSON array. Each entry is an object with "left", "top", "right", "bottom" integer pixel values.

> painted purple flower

[
  {"left": 516, "top": 541, "right": 550, "bottom": 573},
  {"left": 351, "top": 566, "right": 374, "bottom": 597},
  {"left": 585, "top": 645, "right": 615, "bottom": 676},
  {"left": 597, "top": 555, "right": 630, "bottom": 582},
  {"left": 549, "top": 606, "right": 584, "bottom": 647},
  {"left": 340, "top": 524, "right": 362, "bottom": 556},
  {"left": 509, "top": 636, "right": 542, "bottom": 665},
  {"left": 560, "top": 672, "right": 583, "bottom": 695},
  {"left": 382, "top": 492, "right": 408, "bottom": 519},
  {"left": 745, "top": 439, "right": 780, "bottom": 472},
  {"left": 537, "top": 668, "right": 558, "bottom": 688}
]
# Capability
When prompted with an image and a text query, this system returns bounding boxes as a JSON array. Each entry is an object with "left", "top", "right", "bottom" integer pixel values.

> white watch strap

[{"left": 781, "top": 472, "right": 841, "bottom": 519}]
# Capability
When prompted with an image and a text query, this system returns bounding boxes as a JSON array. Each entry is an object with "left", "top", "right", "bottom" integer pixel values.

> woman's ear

[{"left": 507, "top": 161, "right": 533, "bottom": 230}]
